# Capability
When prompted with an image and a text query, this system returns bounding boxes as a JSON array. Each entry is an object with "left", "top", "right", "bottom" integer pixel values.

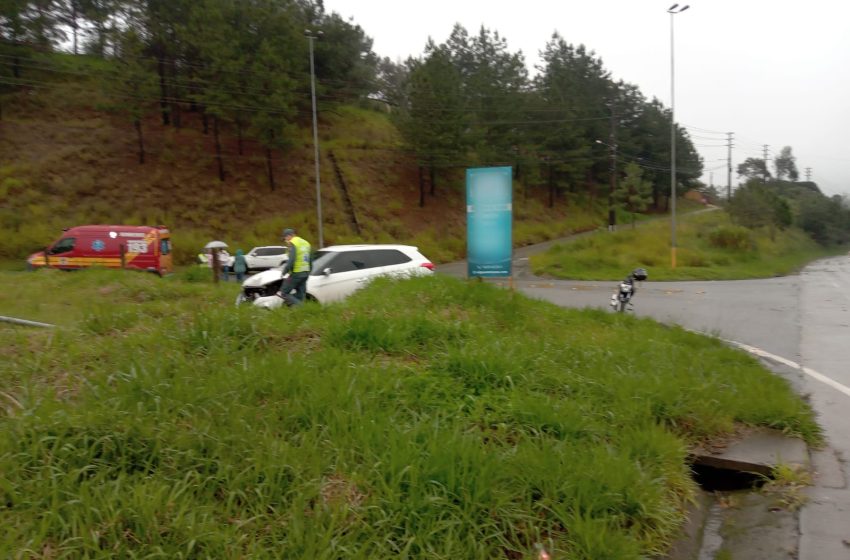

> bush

[
  {"left": 728, "top": 182, "right": 791, "bottom": 230},
  {"left": 708, "top": 225, "right": 753, "bottom": 251},
  {"left": 796, "top": 193, "right": 850, "bottom": 246}
]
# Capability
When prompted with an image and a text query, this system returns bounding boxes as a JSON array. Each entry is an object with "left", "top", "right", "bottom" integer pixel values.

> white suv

[
  {"left": 237, "top": 244, "right": 434, "bottom": 305},
  {"left": 244, "top": 246, "right": 289, "bottom": 271},
  {"left": 308, "top": 245, "right": 434, "bottom": 303}
]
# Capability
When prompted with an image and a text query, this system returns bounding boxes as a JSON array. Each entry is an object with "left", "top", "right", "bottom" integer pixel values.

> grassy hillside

[
  {"left": 532, "top": 209, "right": 842, "bottom": 280},
  {"left": 0, "top": 269, "right": 819, "bottom": 558},
  {"left": 0, "top": 52, "right": 607, "bottom": 267}
]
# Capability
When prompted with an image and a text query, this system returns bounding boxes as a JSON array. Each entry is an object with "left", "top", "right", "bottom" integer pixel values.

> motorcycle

[{"left": 609, "top": 267, "right": 648, "bottom": 313}]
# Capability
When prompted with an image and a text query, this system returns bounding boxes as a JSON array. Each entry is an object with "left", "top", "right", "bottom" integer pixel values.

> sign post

[{"left": 466, "top": 166, "right": 513, "bottom": 280}]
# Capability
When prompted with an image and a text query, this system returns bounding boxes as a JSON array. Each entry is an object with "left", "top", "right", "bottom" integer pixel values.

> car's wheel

[{"left": 235, "top": 292, "right": 249, "bottom": 306}]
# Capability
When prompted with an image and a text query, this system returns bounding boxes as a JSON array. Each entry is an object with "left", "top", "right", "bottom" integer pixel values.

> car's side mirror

[{"left": 323, "top": 267, "right": 332, "bottom": 276}]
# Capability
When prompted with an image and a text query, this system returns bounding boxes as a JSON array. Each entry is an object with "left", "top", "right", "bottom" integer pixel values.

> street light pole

[
  {"left": 306, "top": 30, "right": 324, "bottom": 248},
  {"left": 607, "top": 103, "right": 617, "bottom": 232},
  {"left": 667, "top": 3, "right": 688, "bottom": 269}
]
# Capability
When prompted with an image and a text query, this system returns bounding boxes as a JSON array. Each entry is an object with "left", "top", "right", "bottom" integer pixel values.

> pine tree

[
  {"left": 102, "top": 28, "right": 158, "bottom": 164},
  {"left": 615, "top": 162, "right": 653, "bottom": 228},
  {"left": 399, "top": 40, "right": 468, "bottom": 204}
]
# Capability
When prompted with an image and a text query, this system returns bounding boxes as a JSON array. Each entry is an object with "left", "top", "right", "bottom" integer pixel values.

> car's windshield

[
  {"left": 49, "top": 237, "right": 76, "bottom": 254},
  {"left": 310, "top": 250, "right": 335, "bottom": 275}
]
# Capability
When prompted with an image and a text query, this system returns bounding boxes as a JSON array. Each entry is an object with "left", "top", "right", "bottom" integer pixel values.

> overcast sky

[{"left": 323, "top": 0, "right": 849, "bottom": 196}]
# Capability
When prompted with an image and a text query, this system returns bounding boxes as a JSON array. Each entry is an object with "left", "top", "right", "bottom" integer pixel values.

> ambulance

[{"left": 27, "top": 225, "right": 173, "bottom": 275}]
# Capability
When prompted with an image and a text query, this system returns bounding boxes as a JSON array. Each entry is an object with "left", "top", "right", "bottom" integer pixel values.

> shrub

[{"left": 708, "top": 226, "right": 753, "bottom": 251}]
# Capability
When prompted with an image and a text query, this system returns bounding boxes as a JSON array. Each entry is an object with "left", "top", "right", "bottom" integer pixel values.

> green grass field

[
  {"left": 531, "top": 209, "right": 844, "bottom": 281},
  {"left": 0, "top": 269, "right": 819, "bottom": 558}
]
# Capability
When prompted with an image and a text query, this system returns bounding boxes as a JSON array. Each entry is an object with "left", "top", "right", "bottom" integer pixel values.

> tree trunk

[
  {"left": 266, "top": 147, "right": 276, "bottom": 191},
  {"left": 548, "top": 163, "right": 555, "bottom": 208},
  {"left": 418, "top": 165, "right": 425, "bottom": 207},
  {"left": 134, "top": 119, "right": 145, "bottom": 164},
  {"left": 12, "top": 55, "right": 20, "bottom": 78},
  {"left": 95, "top": 22, "right": 106, "bottom": 56},
  {"left": 157, "top": 57, "right": 169, "bottom": 126},
  {"left": 172, "top": 101, "right": 182, "bottom": 129},
  {"left": 201, "top": 110, "right": 209, "bottom": 135},
  {"left": 237, "top": 120, "right": 244, "bottom": 155},
  {"left": 213, "top": 115, "right": 224, "bottom": 182},
  {"left": 170, "top": 62, "right": 182, "bottom": 129},
  {"left": 71, "top": 3, "right": 79, "bottom": 55},
  {"left": 429, "top": 164, "right": 436, "bottom": 196}
]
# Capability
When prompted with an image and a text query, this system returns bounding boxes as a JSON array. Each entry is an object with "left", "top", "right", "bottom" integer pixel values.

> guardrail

[{"left": 0, "top": 315, "right": 55, "bottom": 328}]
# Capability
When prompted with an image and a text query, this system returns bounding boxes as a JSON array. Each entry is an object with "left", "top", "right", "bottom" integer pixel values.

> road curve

[{"left": 438, "top": 248, "right": 850, "bottom": 559}]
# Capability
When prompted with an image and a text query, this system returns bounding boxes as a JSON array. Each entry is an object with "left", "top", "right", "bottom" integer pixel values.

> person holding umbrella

[{"left": 203, "top": 240, "right": 229, "bottom": 283}]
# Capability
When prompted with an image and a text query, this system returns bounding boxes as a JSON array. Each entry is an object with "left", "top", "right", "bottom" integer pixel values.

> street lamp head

[
  {"left": 680, "top": 5, "right": 690, "bottom": 12},
  {"left": 668, "top": 3, "right": 678, "bottom": 10}
]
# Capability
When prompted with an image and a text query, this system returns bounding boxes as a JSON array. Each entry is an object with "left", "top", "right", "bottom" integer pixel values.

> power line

[
  {"left": 726, "top": 132, "right": 733, "bottom": 201},
  {"left": 0, "top": 73, "right": 669, "bottom": 129},
  {"left": 0, "top": 57, "right": 360, "bottom": 109},
  {"left": 0, "top": 59, "right": 658, "bottom": 121},
  {"left": 680, "top": 122, "right": 728, "bottom": 135},
  {"left": 0, "top": 76, "right": 317, "bottom": 118}
]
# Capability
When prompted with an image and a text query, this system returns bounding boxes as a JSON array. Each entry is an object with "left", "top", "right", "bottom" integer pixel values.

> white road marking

[{"left": 728, "top": 340, "right": 850, "bottom": 399}]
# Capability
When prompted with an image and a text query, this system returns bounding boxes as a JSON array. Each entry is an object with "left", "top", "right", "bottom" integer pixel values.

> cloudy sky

[{"left": 323, "top": 0, "right": 849, "bottom": 196}]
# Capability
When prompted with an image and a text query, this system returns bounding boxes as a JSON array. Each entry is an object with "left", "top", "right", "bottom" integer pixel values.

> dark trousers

[{"left": 280, "top": 272, "right": 309, "bottom": 306}]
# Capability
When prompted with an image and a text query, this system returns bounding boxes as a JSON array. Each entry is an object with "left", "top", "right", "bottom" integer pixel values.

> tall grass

[
  {"left": 532, "top": 210, "right": 841, "bottom": 280},
  {"left": 0, "top": 269, "right": 818, "bottom": 558}
]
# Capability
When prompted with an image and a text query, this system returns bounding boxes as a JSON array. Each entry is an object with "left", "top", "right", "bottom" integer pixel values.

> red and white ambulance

[{"left": 27, "top": 225, "right": 173, "bottom": 276}]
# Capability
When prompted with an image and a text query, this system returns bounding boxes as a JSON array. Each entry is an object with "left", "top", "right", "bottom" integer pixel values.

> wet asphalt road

[{"left": 438, "top": 252, "right": 850, "bottom": 558}]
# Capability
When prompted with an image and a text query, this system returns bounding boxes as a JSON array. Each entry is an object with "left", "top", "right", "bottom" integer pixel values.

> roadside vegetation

[
  {"left": 0, "top": 269, "right": 819, "bottom": 558},
  {"left": 532, "top": 209, "right": 845, "bottom": 281},
  {"left": 0, "top": 60, "right": 608, "bottom": 268},
  {"left": 2, "top": 0, "right": 705, "bottom": 269}
]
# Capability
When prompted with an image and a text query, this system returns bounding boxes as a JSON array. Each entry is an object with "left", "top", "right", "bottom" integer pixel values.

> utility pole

[
  {"left": 726, "top": 132, "right": 734, "bottom": 201},
  {"left": 762, "top": 144, "right": 769, "bottom": 184},
  {"left": 667, "top": 3, "right": 690, "bottom": 269},
  {"left": 608, "top": 104, "right": 617, "bottom": 232},
  {"left": 805, "top": 167, "right": 812, "bottom": 182},
  {"left": 306, "top": 29, "right": 324, "bottom": 248}
]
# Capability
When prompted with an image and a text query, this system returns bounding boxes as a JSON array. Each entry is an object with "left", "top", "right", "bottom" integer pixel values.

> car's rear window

[
  {"left": 311, "top": 249, "right": 413, "bottom": 275},
  {"left": 255, "top": 247, "right": 286, "bottom": 256},
  {"left": 369, "top": 249, "right": 412, "bottom": 266}
]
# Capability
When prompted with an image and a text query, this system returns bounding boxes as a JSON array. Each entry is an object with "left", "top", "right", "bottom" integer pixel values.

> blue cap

[{"left": 282, "top": 228, "right": 295, "bottom": 237}]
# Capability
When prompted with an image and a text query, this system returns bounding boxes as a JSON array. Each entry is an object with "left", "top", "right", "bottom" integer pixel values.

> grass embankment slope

[
  {"left": 0, "top": 52, "right": 604, "bottom": 266},
  {"left": 533, "top": 209, "right": 843, "bottom": 280},
  {"left": 0, "top": 269, "right": 819, "bottom": 558}
]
